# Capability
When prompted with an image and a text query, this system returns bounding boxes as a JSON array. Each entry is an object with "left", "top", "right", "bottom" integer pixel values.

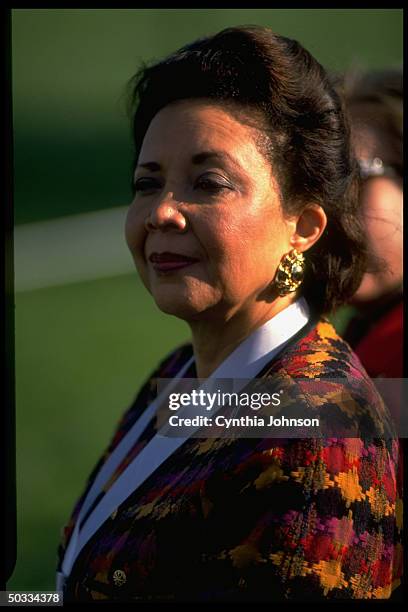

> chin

[
  {"left": 148, "top": 273, "right": 219, "bottom": 320},
  {"left": 351, "top": 273, "right": 398, "bottom": 305},
  {"left": 151, "top": 287, "right": 209, "bottom": 321}
]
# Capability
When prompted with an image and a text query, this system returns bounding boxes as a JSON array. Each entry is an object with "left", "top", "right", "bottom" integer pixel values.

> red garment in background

[{"left": 353, "top": 301, "right": 403, "bottom": 378}]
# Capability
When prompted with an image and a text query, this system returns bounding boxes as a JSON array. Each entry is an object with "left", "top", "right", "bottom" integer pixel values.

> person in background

[
  {"left": 339, "top": 69, "right": 403, "bottom": 378},
  {"left": 337, "top": 69, "right": 404, "bottom": 603}
]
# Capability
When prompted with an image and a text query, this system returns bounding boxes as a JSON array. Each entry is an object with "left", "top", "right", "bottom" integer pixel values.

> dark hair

[
  {"left": 127, "top": 25, "right": 368, "bottom": 315},
  {"left": 339, "top": 68, "right": 403, "bottom": 185}
]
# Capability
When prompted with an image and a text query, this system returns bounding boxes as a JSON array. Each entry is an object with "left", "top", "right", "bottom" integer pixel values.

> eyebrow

[
  {"left": 136, "top": 150, "right": 242, "bottom": 172},
  {"left": 136, "top": 161, "right": 161, "bottom": 172},
  {"left": 191, "top": 151, "right": 241, "bottom": 170}
]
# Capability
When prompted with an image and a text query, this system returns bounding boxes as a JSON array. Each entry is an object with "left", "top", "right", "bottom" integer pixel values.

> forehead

[
  {"left": 139, "top": 99, "right": 269, "bottom": 162},
  {"left": 351, "top": 126, "right": 379, "bottom": 161}
]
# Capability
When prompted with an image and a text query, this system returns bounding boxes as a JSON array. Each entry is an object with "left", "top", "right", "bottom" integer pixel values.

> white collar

[{"left": 205, "top": 296, "right": 310, "bottom": 379}]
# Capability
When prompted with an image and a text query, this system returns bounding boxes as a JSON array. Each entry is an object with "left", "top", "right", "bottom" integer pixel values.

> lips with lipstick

[{"left": 148, "top": 252, "right": 200, "bottom": 272}]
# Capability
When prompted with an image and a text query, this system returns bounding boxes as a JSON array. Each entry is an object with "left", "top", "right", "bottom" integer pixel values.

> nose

[{"left": 144, "top": 192, "right": 187, "bottom": 233}]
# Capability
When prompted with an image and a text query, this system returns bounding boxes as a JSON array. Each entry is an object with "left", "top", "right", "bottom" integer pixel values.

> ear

[{"left": 290, "top": 204, "right": 327, "bottom": 252}]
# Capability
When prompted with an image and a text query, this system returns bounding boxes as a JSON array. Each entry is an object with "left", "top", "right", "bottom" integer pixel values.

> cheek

[
  {"left": 125, "top": 205, "right": 146, "bottom": 261},
  {"left": 125, "top": 205, "right": 151, "bottom": 291},
  {"left": 223, "top": 211, "right": 285, "bottom": 266},
  {"left": 363, "top": 184, "right": 403, "bottom": 246},
  {"left": 201, "top": 217, "right": 246, "bottom": 277},
  {"left": 203, "top": 212, "right": 281, "bottom": 286}
]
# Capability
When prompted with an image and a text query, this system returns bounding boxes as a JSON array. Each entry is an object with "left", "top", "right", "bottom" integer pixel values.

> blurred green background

[{"left": 10, "top": 9, "right": 402, "bottom": 591}]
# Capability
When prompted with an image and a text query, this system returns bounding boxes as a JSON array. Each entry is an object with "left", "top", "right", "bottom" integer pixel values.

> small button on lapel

[{"left": 113, "top": 569, "right": 127, "bottom": 587}]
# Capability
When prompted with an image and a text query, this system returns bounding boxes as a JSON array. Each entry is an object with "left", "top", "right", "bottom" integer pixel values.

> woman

[
  {"left": 56, "top": 26, "right": 402, "bottom": 601},
  {"left": 340, "top": 69, "right": 403, "bottom": 378}
]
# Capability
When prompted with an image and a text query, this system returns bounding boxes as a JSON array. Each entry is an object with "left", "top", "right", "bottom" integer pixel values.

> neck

[{"left": 188, "top": 295, "right": 296, "bottom": 378}]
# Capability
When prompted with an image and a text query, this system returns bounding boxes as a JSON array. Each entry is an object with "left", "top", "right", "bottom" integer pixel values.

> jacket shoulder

[
  {"left": 260, "top": 320, "right": 396, "bottom": 439},
  {"left": 269, "top": 319, "right": 368, "bottom": 379}
]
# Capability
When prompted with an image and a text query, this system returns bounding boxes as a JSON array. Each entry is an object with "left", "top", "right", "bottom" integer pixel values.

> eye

[
  {"left": 194, "top": 174, "right": 233, "bottom": 193},
  {"left": 133, "top": 177, "right": 161, "bottom": 194}
]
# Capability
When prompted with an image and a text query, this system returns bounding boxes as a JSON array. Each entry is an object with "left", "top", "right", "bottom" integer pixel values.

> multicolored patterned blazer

[{"left": 57, "top": 319, "right": 403, "bottom": 601}]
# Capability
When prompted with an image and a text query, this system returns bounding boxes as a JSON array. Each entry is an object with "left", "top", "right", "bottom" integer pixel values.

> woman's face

[
  {"left": 353, "top": 175, "right": 403, "bottom": 303},
  {"left": 125, "top": 100, "right": 297, "bottom": 321},
  {"left": 351, "top": 130, "right": 403, "bottom": 304}
]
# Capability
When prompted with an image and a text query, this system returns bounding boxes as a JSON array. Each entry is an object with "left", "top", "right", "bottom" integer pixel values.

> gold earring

[{"left": 274, "top": 249, "right": 305, "bottom": 296}]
